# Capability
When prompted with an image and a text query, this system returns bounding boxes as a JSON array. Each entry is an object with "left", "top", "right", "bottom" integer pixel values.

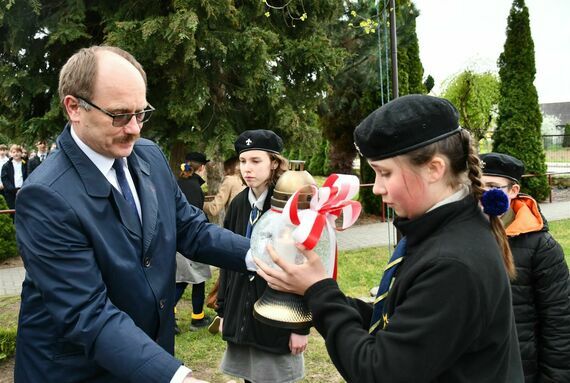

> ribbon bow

[{"left": 282, "top": 174, "right": 362, "bottom": 279}]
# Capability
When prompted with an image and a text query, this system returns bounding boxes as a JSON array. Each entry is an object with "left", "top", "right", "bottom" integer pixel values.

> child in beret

[
  {"left": 174, "top": 152, "right": 213, "bottom": 333},
  {"left": 481, "top": 152, "right": 570, "bottom": 382},
  {"left": 256, "top": 95, "right": 524, "bottom": 382},
  {"left": 216, "top": 129, "right": 308, "bottom": 383}
]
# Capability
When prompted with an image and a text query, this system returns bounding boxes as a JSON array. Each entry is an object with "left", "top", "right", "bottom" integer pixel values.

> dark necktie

[
  {"left": 245, "top": 205, "right": 260, "bottom": 239},
  {"left": 40, "top": 154, "right": 45, "bottom": 161},
  {"left": 369, "top": 236, "right": 407, "bottom": 334},
  {"left": 113, "top": 159, "right": 138, "bottom": 218}
]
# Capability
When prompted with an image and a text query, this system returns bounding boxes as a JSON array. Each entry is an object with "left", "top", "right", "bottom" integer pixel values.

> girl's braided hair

[{"left": 404, "top": 129, "right": 516, "bottom": 279}]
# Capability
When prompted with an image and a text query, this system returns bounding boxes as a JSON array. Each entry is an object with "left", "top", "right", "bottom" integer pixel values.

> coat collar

[
  {"left": 57, "top": 124, "right": 112, "bottom": 198},
  {"left": 395, "top": 195, "right": 479, "bottom": 247},
  {"left": 57, "top": 124, "right": 158, "bottom": 250}
]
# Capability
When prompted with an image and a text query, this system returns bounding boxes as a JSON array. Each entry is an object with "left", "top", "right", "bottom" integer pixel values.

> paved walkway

[{"left": 1, "top": 200, "right": 569, "bottom": 297}]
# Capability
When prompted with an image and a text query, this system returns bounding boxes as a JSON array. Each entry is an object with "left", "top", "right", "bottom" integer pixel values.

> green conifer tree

[{"left": 493, "top": 0, "right": 549, "bottom": 200}]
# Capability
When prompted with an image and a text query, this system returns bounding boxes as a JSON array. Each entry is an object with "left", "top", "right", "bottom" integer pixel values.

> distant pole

[
  {"left": 389, "top": 0, "right": 399, "bottom": 99},
  {"left": 389, "top": 0, "right": 401, "bottom": 244}
]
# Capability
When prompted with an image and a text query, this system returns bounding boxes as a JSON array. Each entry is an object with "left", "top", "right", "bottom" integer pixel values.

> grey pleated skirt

[{"left": 221, "top": 342, "right": 304, "bottom": 383}]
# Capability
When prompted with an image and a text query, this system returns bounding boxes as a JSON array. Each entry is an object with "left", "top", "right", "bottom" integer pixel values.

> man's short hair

[
  {"left": 0, "top": 144, "right": 7, "bottom": 151},
  {"left": 9, "top": 144, "right": 23, "bottom": 153},
  {"left": 58, "top": 46, "right": 147, "bottom": 114}
]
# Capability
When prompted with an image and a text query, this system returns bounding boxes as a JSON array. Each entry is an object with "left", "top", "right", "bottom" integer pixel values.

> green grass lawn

[
  {"left": 174, "top": 246, "right": 388, "bottom": 382},
  {"left": 549, "top": 220, "right": 570, "bottom": 265},
  {"left": 1, "top": 219, "right": 569, "bottom": 381}
]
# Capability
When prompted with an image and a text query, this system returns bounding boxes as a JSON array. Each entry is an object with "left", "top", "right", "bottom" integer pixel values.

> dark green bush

[
  {"left": 358, "top": 157, "right": 383, "bottom": 215},
  {"left": 0, "top": 327, "right": 17, "bottom": 361},
  {"left": 308, "top": 140, "right": 329, "bottom": 176},
  {"left": 0, "top": 195, "right": 17, "bottom": 262}
]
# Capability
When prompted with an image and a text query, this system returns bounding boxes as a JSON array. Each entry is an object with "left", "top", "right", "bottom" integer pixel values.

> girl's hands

[
  {"left": 255, "top": 244, "right": 328, "bottom": 296},
  {"left": 289, "top": 333, "right": 308, "bottom": 355}
]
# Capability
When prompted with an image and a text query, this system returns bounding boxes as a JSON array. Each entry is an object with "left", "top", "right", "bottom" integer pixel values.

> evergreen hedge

[
  {"left": 0, "top": 327, "right": 17, "bottom": 361},
  {"left": 493, "top": 0, "right": 550, "bottom": 201},
  {"left": 0, "top": 195, "right": 17, "bottom": 262},
  {"left": 358, "top": 157, "right": 383, "bottom": 215}
]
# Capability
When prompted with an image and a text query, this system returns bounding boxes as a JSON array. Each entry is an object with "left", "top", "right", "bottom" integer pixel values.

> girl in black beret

[
  {"left": 216, "top": 129, "right": 309, "bottom": 383},
  {"left": 256, "top": 95, "right": 524, "bottom": 383}
]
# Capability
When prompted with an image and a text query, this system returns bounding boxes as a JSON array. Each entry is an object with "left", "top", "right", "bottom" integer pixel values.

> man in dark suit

[
  {"left": 14, "top": 46, "right": 251, "bottom": 383},
  {"left": 26, "top": 140, "right": 49, "bottom": 175}
]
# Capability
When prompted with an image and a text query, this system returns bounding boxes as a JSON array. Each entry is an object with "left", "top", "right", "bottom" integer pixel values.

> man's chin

[{"left": 114, "top": 143, "right": 135, "bottom": 158}]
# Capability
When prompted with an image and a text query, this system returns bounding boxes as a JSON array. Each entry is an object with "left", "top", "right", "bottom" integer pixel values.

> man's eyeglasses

[{"left": 77, "top": 97, "right": 155, "bottom": 127}]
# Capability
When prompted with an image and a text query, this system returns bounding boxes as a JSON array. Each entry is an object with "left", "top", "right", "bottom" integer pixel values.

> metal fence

[{"left": 543, "top": 134, "right": 570, "bottom": 165}]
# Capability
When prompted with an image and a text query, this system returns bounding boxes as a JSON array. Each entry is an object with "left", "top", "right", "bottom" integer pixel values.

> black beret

[
  {"left": 235, "top": 129, "right": 283, "bottom": 155},
  {"left": 480, "top": 152, "right": 524, "bottom": 183},
  {"left": 354, "top": 94, "right": 461, "bottom": 160},
  {"left": 185, "top": 152, "right": 210, "bottom": 164}
]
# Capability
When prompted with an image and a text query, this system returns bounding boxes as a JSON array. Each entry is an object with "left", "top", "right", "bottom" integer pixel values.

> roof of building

[{"left": 541, "top": 102, "right": 570, "bottom": 125}]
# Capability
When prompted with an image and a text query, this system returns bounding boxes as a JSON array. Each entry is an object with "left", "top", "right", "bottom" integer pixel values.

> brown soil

[
  {"left": 0, "top": 359, "right": 14, "bottom": 383},
  {"left": 0, "top": 256, "right": 22, "bottom": 270}
]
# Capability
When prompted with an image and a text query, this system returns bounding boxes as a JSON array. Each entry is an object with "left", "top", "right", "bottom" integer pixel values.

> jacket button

[
  {"left": 159, "top": 299, "right": 166, "bottom": 309},
  {"left": 143, "top": 257, "right": 151, "bottom": 267}
]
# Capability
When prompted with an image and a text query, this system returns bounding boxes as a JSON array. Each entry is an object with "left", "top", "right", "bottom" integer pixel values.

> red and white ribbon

[{"left": 282, "top": 174, "right": 362, "bottom": 279}]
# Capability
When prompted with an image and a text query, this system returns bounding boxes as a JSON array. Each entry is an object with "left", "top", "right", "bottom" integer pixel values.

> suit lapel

[
  {"left": 111, "top": 187, "right": 142, "bottom": 238},
  {"left": 127, "top": 154, "right": 157, "bottom": 256},
  {"left": 57, "top": 124, "right": 142, "bottom": 239}
]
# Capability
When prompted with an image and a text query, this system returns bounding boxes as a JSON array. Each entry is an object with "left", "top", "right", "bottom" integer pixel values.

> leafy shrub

[
  {"left": 0, "top": 195, "right": 17, "bottom": 261},
  {"left": 358, "top": 158, "right": 382, "bottom": 215},
  {"left": 308, "top": 139, "right": 329, "bottom": 176},
  {"left": 0, "top": 327, "right": 17, "bottom": 361}
]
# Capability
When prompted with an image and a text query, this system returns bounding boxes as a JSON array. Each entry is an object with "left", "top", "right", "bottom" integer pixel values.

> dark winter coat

[
  {"left": 217, "top": 187, "right": 309, "bottom": 355},
  {"left": 177, "top": 173, "right": 205, "bottom": 209},
  {"left": 1, "top": 158, "right": 28, "bottom": 209},
  {"left": 506, "top": 195, "right": 570, "bottom": 383},
  {"left": 304, "top": 195, "right": 523, "bottom": 383},
  {"left": 27, "top": 151, "right": 49, "bottom": 175}
]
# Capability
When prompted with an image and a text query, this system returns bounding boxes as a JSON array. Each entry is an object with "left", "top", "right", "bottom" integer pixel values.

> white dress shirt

[
  {"left": 13, "top": 160, "right": 24, "bottom": 188},
  {"left": 70, "top": 127, "right": 142, "bottom": 222}
]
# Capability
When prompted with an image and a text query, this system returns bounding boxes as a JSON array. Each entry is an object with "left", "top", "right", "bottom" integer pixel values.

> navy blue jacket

[{"left": 14, "top": 125, "right": 249, "bottom": 382}]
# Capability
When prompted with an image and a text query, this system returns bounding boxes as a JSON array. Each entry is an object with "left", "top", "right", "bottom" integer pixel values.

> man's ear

[
  {"left": 63, "top": 96, "right": 81, "bottom": 123},
  {"left": 426, "top": 156, "right": 446, "bottom": 183}
]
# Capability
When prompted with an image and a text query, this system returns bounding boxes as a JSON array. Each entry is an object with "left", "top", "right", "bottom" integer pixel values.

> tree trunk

[{"left": 328, "top": 140, "right": 356, "bottom": 175}]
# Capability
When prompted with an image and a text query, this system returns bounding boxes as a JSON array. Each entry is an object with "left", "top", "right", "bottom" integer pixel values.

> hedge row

[
  {"left": 0, "top": 327, "right": 17, "bottom": 361},
  {"left": 0, "top": 195, "right": 17, "bottom": 262}
]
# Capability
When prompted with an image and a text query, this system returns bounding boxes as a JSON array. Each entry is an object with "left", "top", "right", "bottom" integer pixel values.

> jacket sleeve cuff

[{"left": 304, "top": 278, "right": 339, "bottom": 307}]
